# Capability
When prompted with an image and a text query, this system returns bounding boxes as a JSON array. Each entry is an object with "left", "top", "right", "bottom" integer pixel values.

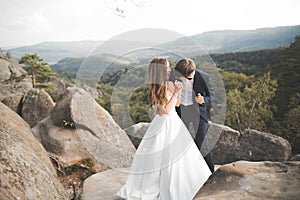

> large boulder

[
  {"left": 80, "top": 169, "right": 127, "bottom": 200},
  {"left": 0, "top": 56, "right": 32, "bottom": 100},
  {"left": 80, "top": 84, "right": 103, "bottom": 99},
  {"left": 21, "top": 88, "right": 55, "bottom": 127},
  {"left": 195, "top": 161, "right": 300, "bottom": 200},
  {"left": 32, "top": 87, "right": 135, "bottom": 170},
  {"left": 289, "top": 154, "right": 300, "bottom": 161},
  {"left": 124, "top": 122, "right": 292, "bottom": 164},
  {"left": 124, "top": 122, "right": 150, "bottom": 148},
  {"left": 32, "top": 116, "right": 108, "bottom": 173},
  {"left": 49, "top": 76, "right": 69, "bottom": 95},
  {"left": 1, "top": 93, "right": 24, "bottom": 114},
  {"left": 0, "top": 56, "right": 27, "bottom": 81},
  {"left": 0, "top": 102, "right": 68, "bottom": 199},
  {"left": 208, "top": 123, "right": 292, "bottom": 164}
]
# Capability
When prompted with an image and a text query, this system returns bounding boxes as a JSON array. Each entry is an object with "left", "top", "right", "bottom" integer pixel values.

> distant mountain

[
  {"left": 7, "top": 25, "right": 300, "bottom": 63},
  {"left": 160, "top": 25, "right": 300, "bottom": 55},
  {"left": 7, "top": 40, "right": 102, "bottom": 63},
  {"left": 51, "top": 53, "right": 134, "bottom": 79},
  {"left": 7, "top": 39, "right": 156, "bottom": 63}
]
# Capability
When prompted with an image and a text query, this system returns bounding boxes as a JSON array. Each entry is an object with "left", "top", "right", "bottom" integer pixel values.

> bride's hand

[{"left": 174, "top": 80, "right": 183, "bottom": 93}]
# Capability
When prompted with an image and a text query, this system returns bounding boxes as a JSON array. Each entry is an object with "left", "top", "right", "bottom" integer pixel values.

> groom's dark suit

[{"left": 170, "top": 69, "right": 215, "bottom": 173}]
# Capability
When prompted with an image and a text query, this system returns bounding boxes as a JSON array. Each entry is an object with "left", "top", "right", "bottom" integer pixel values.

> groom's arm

[{"left": 200, "top": 71, "right": 215, "bottom": 105}]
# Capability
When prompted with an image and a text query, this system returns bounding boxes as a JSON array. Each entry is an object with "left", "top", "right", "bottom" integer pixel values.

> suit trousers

[{"left": 177, "top": 105, "right": 215, "bottom": 173}]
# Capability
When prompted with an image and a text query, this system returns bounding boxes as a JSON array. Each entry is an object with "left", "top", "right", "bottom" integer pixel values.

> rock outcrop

[
  {"left": 1, "top": 93, "right": 24, "bottom": 114},
  {"left": 21, "top": 88, "right": 55, "bottom": 127},
  {"left": 0, "top": 56, "right": 32, "bottom": 101},
  {"left": 125, "top": 122, "right": 292, "bottom": 164},
  {"left": 80, "top": 161, "right": 300, "bottom": 200},
  {"left": 194, "top": 161, "right": 300, "bottom": 200},
  {"left": 80, "top": 169, "right": 127, "bottom": 200},
  {"left": 124, "top": 122, "right": 149, "bottom": 148},
  {"left": 289, "top": 154, "right": 300, "bottom": 161},
  {"left": 0, "top": 102, "right": 69, "bottom": 199},
  {"left": 32, "top": 87, "right": 135, "bottom": 171},
  {"left": 49, "top": 76, "right": 69, "bottom": 96},
  {"left": 208, "top": 123, "right": 292, "bottom": 164},
  {"left": 0, "top": 56, "right": 27, "bottom": 81}
]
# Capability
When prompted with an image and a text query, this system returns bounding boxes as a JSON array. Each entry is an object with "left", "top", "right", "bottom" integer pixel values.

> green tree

[
  {"left": 129, "top": 85, "right": 151, "bottom": 123},
  {"left": 19, "top": 53, "right": 55, "bottom": 87},
  {"left": 226, "top": 88, "right": 246, "bottom": 131},
  {"left": 5, "top": 51, "right": 12, "bottom": 59},
  {"left": 95, "top": 83, "right": 114, "bottom": 114},
  {"left": 226, "top": 73, "right": 277, "bottom": 132},
  {"left": 284, "top": 93, "right": 300, "bottom": 153},
  {"left": 220, "top": 70, "right": 253, "bottom": 91},
  {"left": 270, "top": 36, "right": 300, "bottom": 121}
]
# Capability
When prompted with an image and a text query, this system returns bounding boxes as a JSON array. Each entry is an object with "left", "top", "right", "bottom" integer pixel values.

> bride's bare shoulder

[{"left": 166, "top": 81, "right": 175, "bottom": 94}]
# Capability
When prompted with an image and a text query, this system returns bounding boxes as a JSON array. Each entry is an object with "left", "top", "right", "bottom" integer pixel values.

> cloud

[
  {"left": 0, "top": 0, "right": 299, "bottom": 47},
  {"left": 0, "top": 0, "right": 56, "bottom": 32}
]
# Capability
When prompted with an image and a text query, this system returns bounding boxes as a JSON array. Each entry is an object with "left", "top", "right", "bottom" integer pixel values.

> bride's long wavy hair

[{"left": 148, "top": 58, "right": 169, "bottom": 106}]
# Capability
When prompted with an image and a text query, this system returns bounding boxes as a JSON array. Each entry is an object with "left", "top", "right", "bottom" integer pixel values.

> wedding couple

[{"left": 116, "top": 58, "right": 214, "bottom": 200}]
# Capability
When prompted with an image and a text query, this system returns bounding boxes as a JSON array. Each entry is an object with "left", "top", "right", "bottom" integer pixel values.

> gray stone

[
  {"left": 124, "top": 122, "right": 150, "bottom": 148},
  {"left": 208, "top": 123, "right": 292, "bottom": 164},
  {"left": 0, "top": 56, "right": 27, "bottom": 81},
  {"left": 32, "top": 116, "right": 107, "bottom": 172},
  {"left": 124, "top": 122, "right": 292, "bottom": 164},
  {"left": 289, "top": 154, "right": 300, "bottom": 161},
  {"left": 1, "top": 93, "right": 24, "bottom": 114},
  {"left": 195, "top": 161, "right": 300, "bottom": 200},
  {"left": 206, "top": 123, "right": 240, "bottom": 164},
  {"left": 32, "top": 87, "right": 135, "bottom": 170},
  {"left": 81, "top": 169, "right": 128, "bottom": 200},
  {"left": 49, "top": 76, "right": 68, "bottom": 95},
  {"left": 0, "top": 56, "right": 32, "bottom": 101},
  {"left": 21, "top": 88, "right": 55, "bottom": 127},
  {"left": 0, "top": 102, "right": 69, "bottom": 200}
]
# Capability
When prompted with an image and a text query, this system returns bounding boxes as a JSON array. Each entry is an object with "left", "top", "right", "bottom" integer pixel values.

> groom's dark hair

[{"left": 174, "top": 58, "right": 196, "bottom": 77}]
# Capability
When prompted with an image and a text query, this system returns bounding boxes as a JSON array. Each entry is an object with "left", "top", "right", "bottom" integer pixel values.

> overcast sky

[{"left": 1, "top": 0, "right": 299, "bottom": 47}]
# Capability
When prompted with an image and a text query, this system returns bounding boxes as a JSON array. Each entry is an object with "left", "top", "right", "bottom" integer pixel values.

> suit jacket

[{"left": 170, "top": 69, "right": 214, "bottom": 122}]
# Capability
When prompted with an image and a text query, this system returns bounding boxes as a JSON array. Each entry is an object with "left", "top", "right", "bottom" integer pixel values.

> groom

[{"left": 170, "top": 58, "right": 215, "bottom": 173}]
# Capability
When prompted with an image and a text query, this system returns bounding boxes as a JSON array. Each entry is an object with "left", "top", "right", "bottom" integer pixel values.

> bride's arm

[
  {"left": 176, "top": 89, "right": 181, "bottom": 107},
  {"left": 163, "top": 81, "right": 182, "bottom": 114}
]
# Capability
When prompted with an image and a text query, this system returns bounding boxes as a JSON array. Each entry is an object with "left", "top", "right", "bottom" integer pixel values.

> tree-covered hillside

[
  {"left": 210, "top": 48, "right": 285, "bottom": 75},
  {"left": 210, "top": 36, "right": 300, "bottom": 123},
  {"left": 160, "top": 25, "right": 300, "bottom": 54}
]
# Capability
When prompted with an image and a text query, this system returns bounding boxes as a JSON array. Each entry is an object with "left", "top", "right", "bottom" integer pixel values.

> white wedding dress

[{"left": 116, "top": 92, "right": 211, "bottom": 200}]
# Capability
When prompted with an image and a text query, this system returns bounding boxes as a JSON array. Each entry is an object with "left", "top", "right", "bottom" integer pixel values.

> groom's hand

[{"left": 196, "top": 93, "right": 204, "bottom": 105}]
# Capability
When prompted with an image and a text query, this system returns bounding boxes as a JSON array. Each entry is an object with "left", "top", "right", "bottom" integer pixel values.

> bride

[{"left": 116, "top": 58, "right": 211, "bottom": 200}]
